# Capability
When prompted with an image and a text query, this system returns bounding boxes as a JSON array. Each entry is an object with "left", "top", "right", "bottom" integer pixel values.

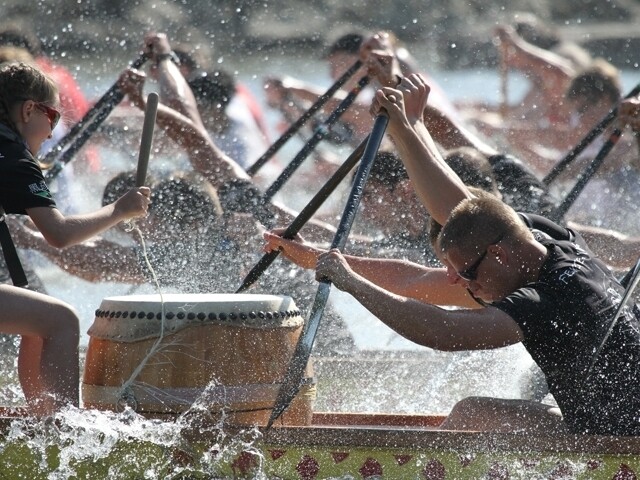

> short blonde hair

[{"left": 439, "top": 196, "right": 532, "bottom": 257}]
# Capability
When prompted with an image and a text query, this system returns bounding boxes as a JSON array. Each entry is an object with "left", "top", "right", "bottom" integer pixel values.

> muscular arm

[
  {"left": 372, "top": 76, "right": 473, "bottom": 225},
  {"left": 145, "top": 32, "right": 205, "bottom": 131},
  {"left": 318, "top": 249, "right": 523, "bottom": 350},
  {"left": 9, "top": 218, "right": 145, "bottom": 283},
  {"left": 263, "top": 232, "right": 478, "bottom": 308},
  {"left": 123, "top": 77, "right": 249, "bottom": 188}
]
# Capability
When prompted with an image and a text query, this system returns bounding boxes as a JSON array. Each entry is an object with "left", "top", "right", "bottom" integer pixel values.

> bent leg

[
  {"left": 0, "top": 285, "right": 80, "bottom": 414},
  {"left": 440, "top": 396, "right": 567, "bottom": 434}
]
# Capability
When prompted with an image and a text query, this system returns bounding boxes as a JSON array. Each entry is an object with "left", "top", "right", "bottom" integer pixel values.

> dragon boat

[{"left": 0, "top": 293, "right": 638, "bottom": 479}]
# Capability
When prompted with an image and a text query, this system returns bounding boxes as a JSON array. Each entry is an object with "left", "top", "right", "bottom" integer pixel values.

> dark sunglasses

[
  {"left": 457, "top": 249, "right": 489, "bottom": 282},
  {"left": 456, "top": 234, "right": 505, "bottom": 282},
  {"left": 34, "top": 102, "right": 61, "bottom": 130}
]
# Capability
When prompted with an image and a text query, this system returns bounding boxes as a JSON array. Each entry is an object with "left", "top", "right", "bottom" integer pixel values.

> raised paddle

[
  {"left": 245, "top": 60, "right": 363, "bottom": 177},
  {"left": 266, "top": 112, "right": 389, "bottom": 429},
  {"left": 43, "top": 53, "right": 149, "bottom": 182},
  {"left": 263, "top": 76, "right": 370, "bottom": 201},
  {"left": 235, "top": 137, "right": 369, "bottom": 293},
  {"left": 543, "top": 82, "right": 640, "bottom": 187},
  {"left": 548, "top": 126, "right": 623, "bottom": 224}
]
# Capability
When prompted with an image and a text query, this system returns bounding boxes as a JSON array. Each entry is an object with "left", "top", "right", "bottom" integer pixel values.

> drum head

[{"left": 89, "top": 293, "right": 303, "bottom": 342}]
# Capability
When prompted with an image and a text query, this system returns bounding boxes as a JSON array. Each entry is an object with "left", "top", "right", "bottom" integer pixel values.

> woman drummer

[{"left": 0, "top": 62, "right": 150, "bottom": 415}]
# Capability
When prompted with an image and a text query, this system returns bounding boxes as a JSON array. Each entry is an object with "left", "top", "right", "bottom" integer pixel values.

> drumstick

[
  {"left": 136, "top": 92, "right": 159, "bottom": 187},
  {"left": 266, "top": 112, "right": 389, "bottom": 429}
]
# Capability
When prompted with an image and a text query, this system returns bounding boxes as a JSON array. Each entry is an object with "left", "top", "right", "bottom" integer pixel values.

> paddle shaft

[
  {"left": 543, "top": 83, "right": 640, "bottom": 187},
  {"left": 43, "top": 53, "right": 148, "bottom": 182},
  {"left": 136, "top": 93, "right": 159, "bottom": 186},
  {"left": 548, "top": 127, "right": 622, "bottom": 224},
  {"left": 584, "top": 258, "right": 640, "bottom": 381},
  {"left": 245, "top": 60, "right": 363, "bottom": 177},
  {"left": 266, "top": 113, "right": 389, "bottom": 429},
  {"left": 263, "top": 76, "right": 370, "bottom": 201},
  {"left": 235, "top": 137, "right": 368, "bottom": 293}
]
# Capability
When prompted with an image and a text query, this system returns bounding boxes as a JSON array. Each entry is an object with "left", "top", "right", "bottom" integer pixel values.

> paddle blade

[
  {"left": 136, "top": 92, "right": 159, "bottom": 187},
  {"left": 267, "top": 282, "right": 332, "bottom": 428}
]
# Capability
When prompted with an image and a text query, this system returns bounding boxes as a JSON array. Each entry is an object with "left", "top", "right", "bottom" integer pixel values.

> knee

[
  {"left": 449, "top": 396, "right": 494, "bottom": 416},
  {"left": 48, "top": 303, "right": 80, "bottom": 345}
]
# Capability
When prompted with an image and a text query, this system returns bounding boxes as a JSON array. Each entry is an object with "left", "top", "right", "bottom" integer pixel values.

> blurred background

[{"left": 3, "top": 0, "right": 639, "bottom": 75}]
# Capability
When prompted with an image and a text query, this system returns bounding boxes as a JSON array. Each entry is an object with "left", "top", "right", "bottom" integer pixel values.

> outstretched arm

[
  {"left": 9, "top": 217, "right": 146, "bottom": 283},
  {"left": 118, "top": 68, "right": 249, "bottom": 188},
  {"left": 494, "top": 25, "right": 575, "bottom": 91},
  {"left": 263, "top": 231, "right": 478, "bottom": 308},
  {"left": 144, "top": 32, "right": 205, "bottom": 131},
  {"left": 315, "top": 248, "right": 522, "bottom": 350},
  {"left": 26, "top": 187, "right": 149, "bottom": 249}
]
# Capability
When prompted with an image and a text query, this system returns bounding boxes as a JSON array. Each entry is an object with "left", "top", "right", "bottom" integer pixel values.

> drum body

[{"left": 82, "top": 293, "right": 315, "bottom": 426}]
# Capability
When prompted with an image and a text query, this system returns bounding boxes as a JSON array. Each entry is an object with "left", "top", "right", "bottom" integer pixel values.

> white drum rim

[{"left": 88, "top": 293, "right": 304, "bottom": 342}]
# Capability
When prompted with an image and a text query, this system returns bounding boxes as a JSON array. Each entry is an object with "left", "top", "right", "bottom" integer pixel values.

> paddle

[
  {"left": 263, "top": 76, "right": 369, "bottom": 201},
  {"left": 584, "top": 257, "right": 640, "bottom": 382},
  {"left": 43, "top": 53, "right": 149, "bottom": 182},
  {"left": 235, "top": 137, "right": 369, "bottom": 293},
  {"left": 542, "top": 83, "right": 640, "bottom": 187},
  {"left": 245, "top": 60, "right": 363, "bottom": 177},
  {"left": 548, "top": 126, "right": 623, "bottom": 224},
  {"left": 266, "top": 112, "right": 389, "bottom": 429}
]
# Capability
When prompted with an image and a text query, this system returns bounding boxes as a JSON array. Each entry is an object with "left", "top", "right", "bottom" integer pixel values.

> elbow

[{"left": 43, "top": 232, "right": 73, "bottom": 249}]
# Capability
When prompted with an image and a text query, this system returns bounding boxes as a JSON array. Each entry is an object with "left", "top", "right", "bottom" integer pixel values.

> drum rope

[{"left": 117, "top": 226, "right": 168, "bottom": 410}]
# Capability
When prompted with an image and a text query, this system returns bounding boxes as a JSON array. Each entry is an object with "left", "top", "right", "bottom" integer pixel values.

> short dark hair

[
  {"left": 324, "top": 32, "right": 364, "bottom": 58},
  {"left": 0, "top": 27, "right": 42, "bottom": 56},
  {"left": 364, "top": 151, "right": 409, "bottom": 191},
  {"left": 444, "top": 147, "right": 499, "bottom": 196},
  {"left": 188, "top": 70, "right": 236, "bottom": 110},
  {"left": 513, "top": 17, "right": 560, "bottom": 50},
  {"left": 566, "top": 60, "right": 621, "bottom": 105}
]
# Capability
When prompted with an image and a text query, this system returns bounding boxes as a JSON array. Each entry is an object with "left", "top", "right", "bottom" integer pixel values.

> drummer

[{"left": 0, "top": 62, "right": 150, "bottom": 415}]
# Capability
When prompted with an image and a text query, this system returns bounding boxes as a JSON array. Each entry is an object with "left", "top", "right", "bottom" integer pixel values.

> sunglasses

[
  {"left": 457, "top": 249, "right": 489, "bottom": 282},
  {"left": 455, "top": 234, "right": 505, "bottom": 282},
  {"left": 34, "top": 103, "right": 61, "bottom": 130}
]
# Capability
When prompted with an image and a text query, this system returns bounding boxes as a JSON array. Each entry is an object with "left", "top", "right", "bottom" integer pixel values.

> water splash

[{"left": 1, "top": 403, "right": 268, "bottom": 478}]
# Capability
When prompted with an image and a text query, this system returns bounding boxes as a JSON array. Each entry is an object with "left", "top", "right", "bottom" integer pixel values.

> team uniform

[
  {"left": 493, "top": 221, "right": 640, "bottom": 435},
  {"left": 0, "top": 124, "right": 54, "bottom": 291}
]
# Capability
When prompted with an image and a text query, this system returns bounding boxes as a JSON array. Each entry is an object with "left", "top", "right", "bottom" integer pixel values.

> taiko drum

[{"left": 82, "top": 293, "right": 315, "bottom": 426}]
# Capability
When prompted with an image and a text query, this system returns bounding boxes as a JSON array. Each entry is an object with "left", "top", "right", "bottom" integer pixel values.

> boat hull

[{"left": 1, "top": 411, "right": 640, "bottom": 479}]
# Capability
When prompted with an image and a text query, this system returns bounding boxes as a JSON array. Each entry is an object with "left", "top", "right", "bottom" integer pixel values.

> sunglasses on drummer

[
  {"left": 18, "top": 98, "right": 61, "bottom": 130},
  {"left": 34, "top": 102, "right": 61, "bottom": 130}
]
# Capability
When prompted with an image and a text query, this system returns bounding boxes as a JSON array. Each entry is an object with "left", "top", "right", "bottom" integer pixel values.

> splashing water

[{"left": 1, "top": 403, "right": 270, "bottom": 478}]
